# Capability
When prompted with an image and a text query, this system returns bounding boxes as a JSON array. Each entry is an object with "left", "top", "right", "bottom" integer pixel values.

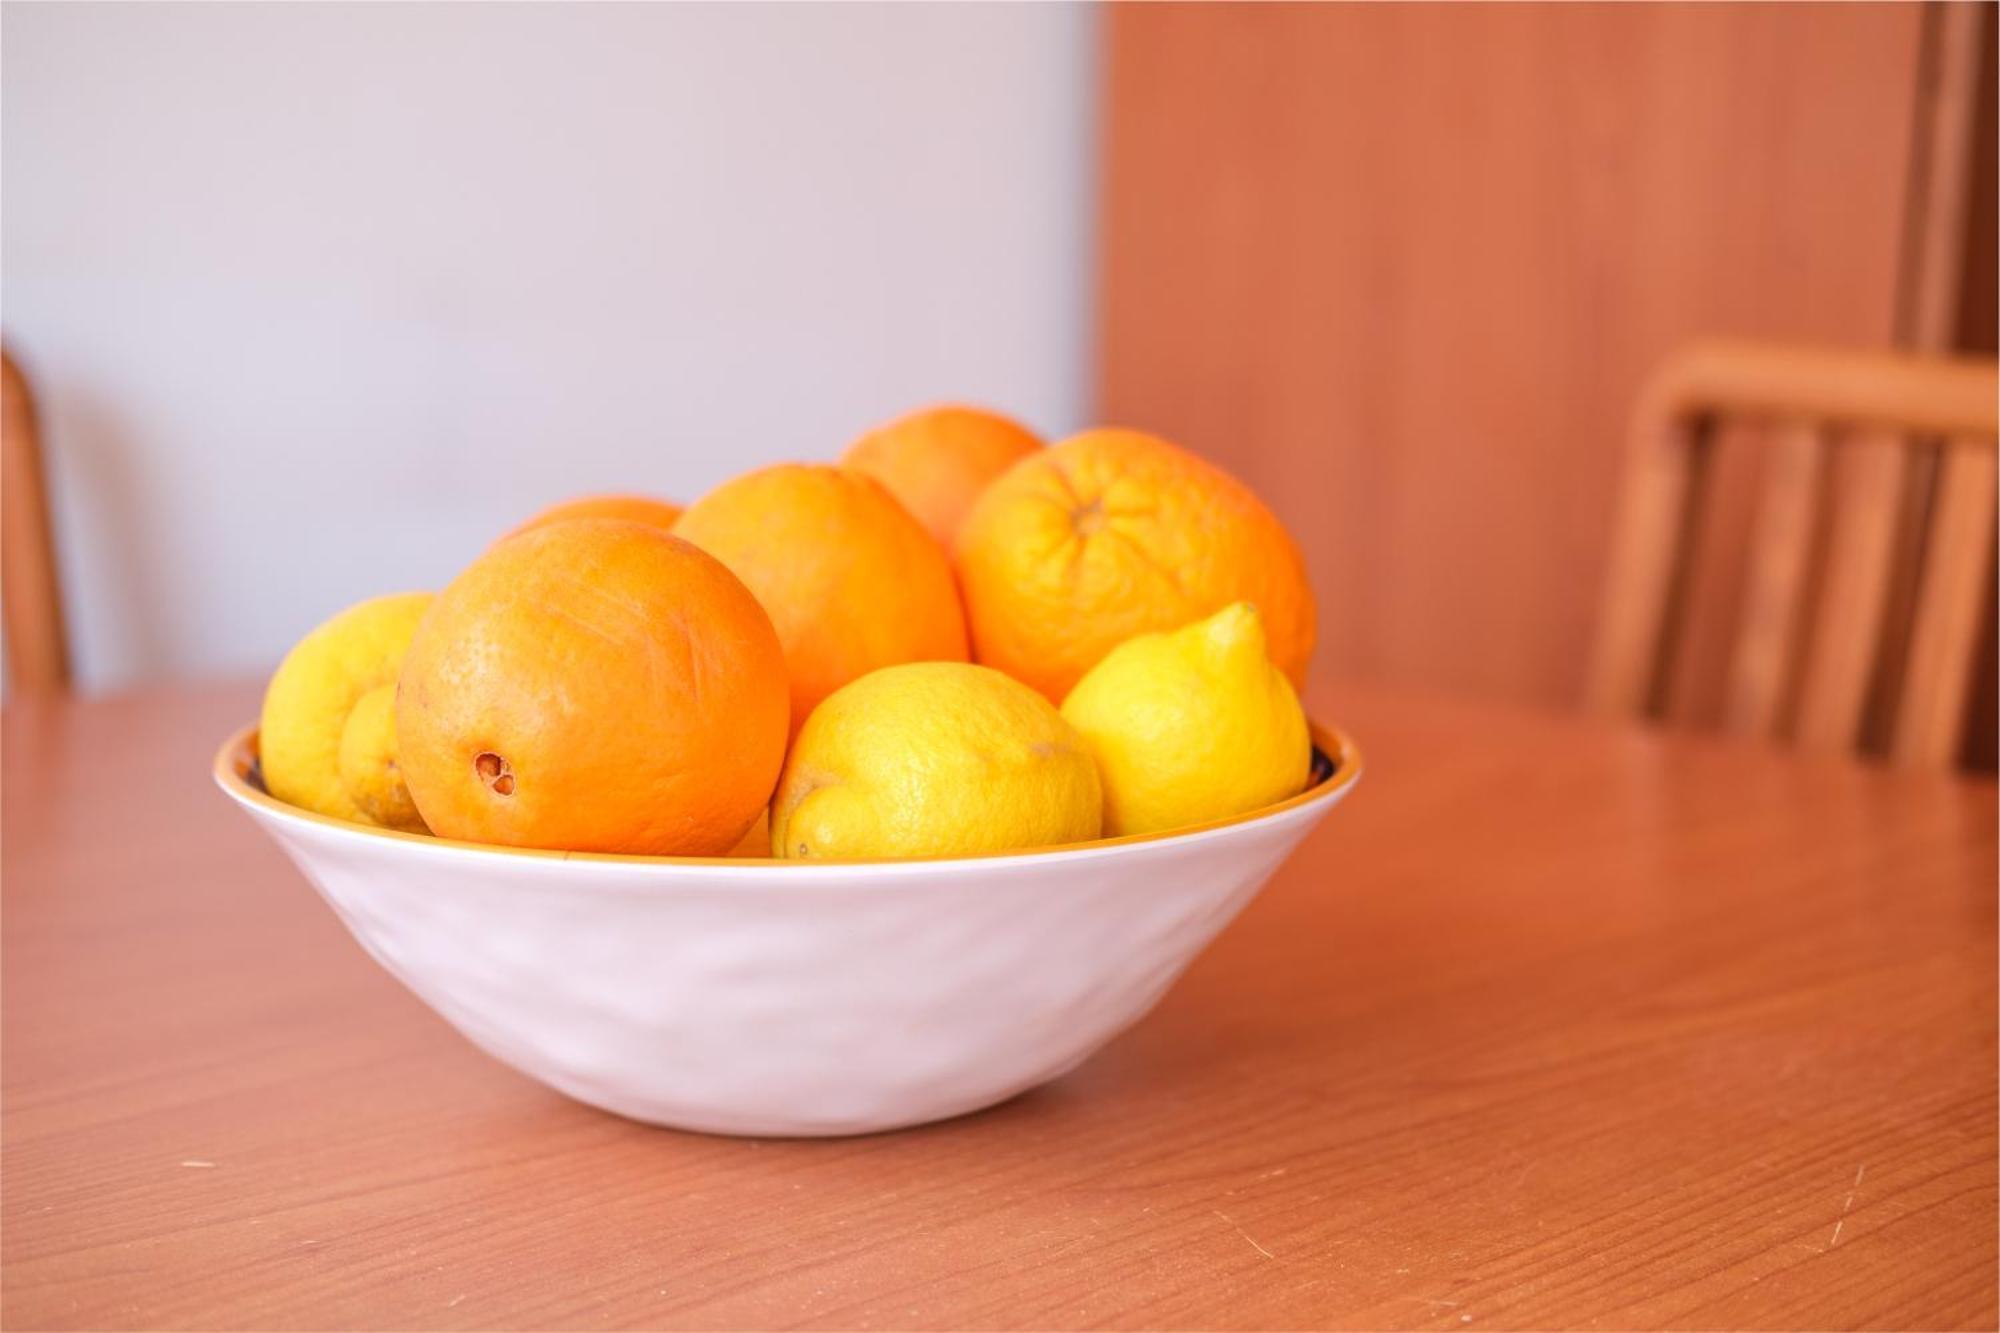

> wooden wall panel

[{"left": 1097, "top": 4, "right": 1929, "bottom": 709}]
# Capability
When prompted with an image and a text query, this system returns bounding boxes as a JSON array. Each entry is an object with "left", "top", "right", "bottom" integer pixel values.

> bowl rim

[{"left": 214, "top": 718, "right": 1362, "bottom": 871}]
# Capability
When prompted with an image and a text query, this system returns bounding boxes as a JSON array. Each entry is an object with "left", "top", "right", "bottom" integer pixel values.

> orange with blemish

[{"left": 395, "top": 519, "right": 788, "bottom": 855}]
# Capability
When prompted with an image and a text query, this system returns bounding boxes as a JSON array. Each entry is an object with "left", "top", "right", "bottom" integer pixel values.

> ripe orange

[
  {"left": 396, "top": 519, "right": 788, "bottom": 855},
  {"left": 509, "top": 494, "right": 682, "bottom": 538},
  {"left": 672, "top": 464, "right": 969, "bottom": 731},
  {"left": 954, "top": 428, "right": 1315, "bottom": 702},
  {"left": 841, "top": 405, "right": 1043, "bottom": 547}
]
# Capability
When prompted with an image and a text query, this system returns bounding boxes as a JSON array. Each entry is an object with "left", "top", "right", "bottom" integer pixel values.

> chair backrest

[
  {"left": 1588, "top": 340, "right": 1997, "bottom": 768},
  {"left": 2, "top": 347, "right": 72, "bottom": 695}
]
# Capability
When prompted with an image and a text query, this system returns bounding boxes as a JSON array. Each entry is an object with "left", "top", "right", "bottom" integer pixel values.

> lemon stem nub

[{"left": 1204, "top": 601, "right": 1264, "bottom": 656}]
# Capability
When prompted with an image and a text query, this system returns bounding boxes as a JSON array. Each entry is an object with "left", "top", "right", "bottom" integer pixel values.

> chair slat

[
  {"left": 1724, "top": 420, "right": 1822, "bottom": 738},
  {"left": 1602, "top": 342, "right": 1996, "bottom": 768},
  {"left": 1640, "top": 341, "right": 1998, "bottom": 438},
  {"left": 1794, "top": 430, "right": 1907, "bottom": 752},
  {"left": 1587, "top": 415, "right": 1698, "bottom": 718},
  {"left": 1892, "top": 437, "right": 1999, "bottom": 766},
  {"left": 1663, "top": 419, "right": 1768, "bottom": 728},
  {"left": 1, "top": 350, "right": 72, "bottom": 695}
]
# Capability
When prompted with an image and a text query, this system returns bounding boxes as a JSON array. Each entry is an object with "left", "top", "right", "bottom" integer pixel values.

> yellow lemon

[
  {"left": 772, "top": 662, "right": 1101, "bottom": 859},
  {"left": 335, "top": 683, "right": 425, "bottom": 831},
  {"left": 260, "top": 592, "right": 434, "bottom": 832},
  {"left": 1060, "top": 602, "right": 1310, "bottom": 836}
]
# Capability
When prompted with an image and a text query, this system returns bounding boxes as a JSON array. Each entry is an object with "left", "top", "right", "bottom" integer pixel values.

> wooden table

[{"left": 4, "top": 682, "right": 1994, "bottom": 1330}]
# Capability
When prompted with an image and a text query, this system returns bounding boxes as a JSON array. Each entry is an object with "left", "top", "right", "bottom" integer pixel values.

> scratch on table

[
  {"left": 1213, "top": 1209, "right": 1275, "bottom": 1260},
  {"left": 447, "top": 1294, "right": 466, "bottom": 1309},
  {"left": 179, "top": 1159, "right": 216, "bottom": 1169},
  {"left": 1827, "top": 1162, "right": 1867, "bottom": 1248}
]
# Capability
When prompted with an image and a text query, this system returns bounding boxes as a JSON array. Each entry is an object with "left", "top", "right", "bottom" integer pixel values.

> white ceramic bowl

[{"left": 215, "top": 722, "right": 1361, "bottom": 1137}]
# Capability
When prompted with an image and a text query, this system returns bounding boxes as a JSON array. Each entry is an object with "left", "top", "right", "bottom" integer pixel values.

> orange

[
  {"left": 672, "top": 464, "right": 969, "bottom": 731},
  {"left": 727, "top": 810, "right": 772, "bottom": 859},
  {"left": 954, "top": 428, "right": 1315, "bottom": 703},
  {"left": 396, "top": 519, "right": 788, "bottom": 855},
  {"left": 508, "top": 494, "right": 682, "bottom": 538},
  {"left": 841, "top": 405, "right": 1043, "bottom": 547}
]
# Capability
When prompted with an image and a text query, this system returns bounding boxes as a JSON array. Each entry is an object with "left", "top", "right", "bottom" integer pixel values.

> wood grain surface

[
  {"left": 1097, "top": 4, "right": 1933, "bottom": 712},
  {"left": 3, "top": 683, "right": 1995, "bottom": 1330}
]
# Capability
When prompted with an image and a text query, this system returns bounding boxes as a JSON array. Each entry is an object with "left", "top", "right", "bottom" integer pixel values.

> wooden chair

[
  {"left": 1588, "top": 339, "right": 1997, "bottom": 768},
  {"left": 2, "top": 347, "right": 72, "bottom": 694}
]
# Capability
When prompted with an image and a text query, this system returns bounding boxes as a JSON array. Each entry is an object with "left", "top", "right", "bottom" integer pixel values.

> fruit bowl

[{"left": 214, "top": 720, "right": 1361, "bottom": 1137}]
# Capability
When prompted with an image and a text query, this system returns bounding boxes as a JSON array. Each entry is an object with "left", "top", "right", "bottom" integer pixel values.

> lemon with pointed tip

[
  {"left": 260, "top": 592, "right": 434, "bottom": 832},
  {"left": 1061, "top": 602, "right": 1310, "bottom": 837},
  {"left": 772, "top": 662, "right": 1101, "bottom": 859}
]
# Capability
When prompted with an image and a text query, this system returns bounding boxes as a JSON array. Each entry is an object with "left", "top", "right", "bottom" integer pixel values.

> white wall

[{"left": 2, "top": 2, "right": 1099, "bottom": 691}]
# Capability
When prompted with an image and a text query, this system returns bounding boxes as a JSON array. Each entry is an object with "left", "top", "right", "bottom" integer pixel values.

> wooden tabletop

[{"left": 3, "top": 681, "right": 1994, "bottom": 1330}]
